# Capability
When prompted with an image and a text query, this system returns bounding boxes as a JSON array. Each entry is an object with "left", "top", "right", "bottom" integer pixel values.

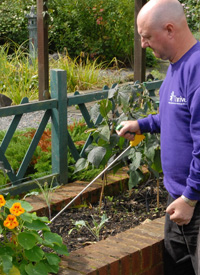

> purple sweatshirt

[{"left": 138, "top": 41, "right": 200, "bottom": 200}]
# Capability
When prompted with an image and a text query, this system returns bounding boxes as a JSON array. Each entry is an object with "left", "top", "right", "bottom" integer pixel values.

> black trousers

[{"left": 164, "top": 195, "right": 200, "bottom": 275}]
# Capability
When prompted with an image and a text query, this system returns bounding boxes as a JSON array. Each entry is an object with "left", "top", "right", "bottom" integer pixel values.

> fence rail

[{"left": 0, "top": 69, "right": 163, "bottom": 195}]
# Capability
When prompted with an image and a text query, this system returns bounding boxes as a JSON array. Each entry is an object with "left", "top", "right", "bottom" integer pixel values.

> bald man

[{"left": 117, "top": 0, "right": 200, "bottom": 274}]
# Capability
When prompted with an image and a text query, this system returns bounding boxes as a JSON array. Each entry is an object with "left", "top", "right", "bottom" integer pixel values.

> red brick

[
  {"left": 108, "top": 232, "right": 154, "bottom": 251},
  {"left": 92, "top": 241, "right": 128, "bottom": 258},
  {"left": 120, "top": 230, "right": 160, "bottom": 245},
  {"left": 140, "top": 262, "right": 164, "bottom": 275},
  {"left": 65, "top": 255, "right": 97, "bottom": 274},
  {"left": 131, "top": 250, "right": 141, "bottom": 274},
  {"left": 141, "top": 245, "right": 152, "bottom": 271},
  {"left": 120, "top": 255, "right": 131, "bottom": 275},
  {"left": 151, "top": 241, "right": 164, "bottom": 266},
  {"left": 109, "top": 260, "right": 120, "bottom": 275},
  {"left": 58, "top": 267, "right": 84, "bottom": 275},
  {"left": 98, "top": 265, "right": 109, "bottom": 275}
]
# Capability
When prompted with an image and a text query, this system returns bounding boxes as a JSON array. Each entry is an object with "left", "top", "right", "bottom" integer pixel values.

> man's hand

[
  {"left": 116, "top": 121, "right": 141, "bottom": 141},
  {"left": 166, "top": 197, "right": 195, "bottom": 226}
]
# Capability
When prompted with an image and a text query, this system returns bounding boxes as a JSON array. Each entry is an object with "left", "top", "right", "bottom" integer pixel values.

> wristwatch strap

[{"left": 181, "top": 195, "right": 198, "bottom": 207}]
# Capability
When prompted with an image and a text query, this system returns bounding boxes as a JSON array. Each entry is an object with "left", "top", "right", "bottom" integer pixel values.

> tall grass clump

[
  {"left": 0, "top": 43, "right": 38, "bottom": 104},
  {"left": 0, "top": 43, "right": 121, "bottom": 104},
  {"left": 50, "top": 52, "right": 117, "bottom": 92}
]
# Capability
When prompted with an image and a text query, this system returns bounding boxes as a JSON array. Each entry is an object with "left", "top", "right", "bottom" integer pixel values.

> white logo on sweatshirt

[{"left": 169, "top": 91, "right": 187, "bottom": 105}]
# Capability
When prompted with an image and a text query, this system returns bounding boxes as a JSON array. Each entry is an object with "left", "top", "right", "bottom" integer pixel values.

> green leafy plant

[
  {"left": 74, "top": 83, "right": 162, "bottom": 190},
  {"left": 0, "top": 194, "right": 68, "bottom": 275},
  {"left": 69, "top": 213, "right": 109, "bottom": 242}
]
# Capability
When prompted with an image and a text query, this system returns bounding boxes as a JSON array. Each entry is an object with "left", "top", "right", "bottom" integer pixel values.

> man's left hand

[{"left": 166, "top": 197, "right": 195, "bottom": 226}]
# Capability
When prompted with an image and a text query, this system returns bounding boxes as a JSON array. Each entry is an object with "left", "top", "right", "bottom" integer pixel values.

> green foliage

[
  {"left": 180, "top": 0, "right": 200, "bottom": 31},
  {"left": 0, "top": 0, "right": 35, "bottom": 46},
  {"left": 75, "top": 83, "right": 162, "bottom": 189},
  {"left": 0, "top": 44, "right": 38, "bottom": 104},
  {"left": 0, "top": 121, "right": 103, "bottom": 188},
  {"left": 0, "top": 195, "right": 68, "bottom": 275},
  {"left": 0, "top": 0, "right": 134, "bottom": 65},
  {"left": 0, "top": 45, "right": 123, "bottom": 104},
  {"left": 48, "top": 0, "right": 135, "bottom": 63}
]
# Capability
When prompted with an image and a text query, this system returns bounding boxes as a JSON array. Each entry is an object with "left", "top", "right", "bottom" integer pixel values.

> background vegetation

[{"left": 0, "top": 0, "right": 199, "bottom": 66}]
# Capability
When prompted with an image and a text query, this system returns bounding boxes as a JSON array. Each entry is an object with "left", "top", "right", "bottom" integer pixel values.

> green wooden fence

[{"left": 0, "top": 69, "right": 162, "bottom": 195}]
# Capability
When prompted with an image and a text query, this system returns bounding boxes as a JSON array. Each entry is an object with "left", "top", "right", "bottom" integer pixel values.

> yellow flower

[
  {"left": 0, "top": 195, "right": 6, "bottom": 207},
  {"left": 4, "top": 214, "right": 19, "bottom": 229},
  {"left": 10, "top": 202, "right": 25, "bottom": 216}
]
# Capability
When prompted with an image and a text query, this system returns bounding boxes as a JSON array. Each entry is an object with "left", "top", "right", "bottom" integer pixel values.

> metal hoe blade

[{"left": 49, "top": 144, "right": 131, "bottom": 224}]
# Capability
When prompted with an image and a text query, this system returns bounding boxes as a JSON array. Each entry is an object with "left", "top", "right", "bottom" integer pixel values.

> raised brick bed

[{"left": 25, "top": 168, "right": 165, "bottom": 275}]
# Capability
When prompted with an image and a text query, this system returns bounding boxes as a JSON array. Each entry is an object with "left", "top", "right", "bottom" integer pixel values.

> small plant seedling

[{"left": 69, "top": 213, "right": 109, "bottom": 242}]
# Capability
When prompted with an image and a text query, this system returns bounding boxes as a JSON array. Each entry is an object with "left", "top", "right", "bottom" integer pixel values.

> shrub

[
  {"left": 0, "top": 0, "right": 35, "bottom": 47},
  {"left": 180, "top": 0, "right": 200, "bottom": 31},
  {"left": 48, "top": 0, "right": 135, "bottom": 64}
]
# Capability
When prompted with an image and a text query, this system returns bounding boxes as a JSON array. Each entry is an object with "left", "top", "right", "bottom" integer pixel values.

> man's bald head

[
  {"left": 136, "top": 0, "right": 196, "bottom": 63},
  {"left": 137, "top": 0, "right": 186, "bottom": 31}
]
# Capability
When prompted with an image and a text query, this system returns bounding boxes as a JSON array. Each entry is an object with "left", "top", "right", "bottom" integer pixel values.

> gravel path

[{"left": 0, "top": 104, "right": 92, "bottom": 131}]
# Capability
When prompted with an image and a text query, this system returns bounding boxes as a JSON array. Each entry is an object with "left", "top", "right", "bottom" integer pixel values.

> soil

[{"left": 49, "top": 177, "right": 168, "bottom": 253}]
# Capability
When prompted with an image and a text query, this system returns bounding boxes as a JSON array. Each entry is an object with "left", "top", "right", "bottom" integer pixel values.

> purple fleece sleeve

[{"left": 138, "top": 114, "right": 161, "bottom": 134}]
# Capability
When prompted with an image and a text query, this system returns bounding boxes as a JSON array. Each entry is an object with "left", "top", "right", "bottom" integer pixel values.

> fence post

[{"left": 50, "top": 69, "right": 68, "bottom": 185}]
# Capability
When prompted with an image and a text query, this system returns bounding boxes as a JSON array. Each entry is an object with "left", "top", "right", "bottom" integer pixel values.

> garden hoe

[{"left": 49, "top": 126, "right": 145, "bottom": 225}]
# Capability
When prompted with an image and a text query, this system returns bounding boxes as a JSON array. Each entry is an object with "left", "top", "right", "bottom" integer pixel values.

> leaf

[
  {"left": 42, "top": 259, "right": 60, "bottom": 274},
  {"left": 24, "top": 220, "right": 50, "bottom": 231},
  {"left": 45, "top": 253, "right": 61, "bottom": 266},
  {"left": 25, "top": 262, "right": 49, "bottom": 275},
  {"left": 90, "top": 103, "right": 100, "bottom": 123},
  {"left": 99, "top": 99, "right": 112, "bottom": 117},
  {"left": 43, "top": 232, "right": 63, "bottom": 246},
  {"left": 99, "top": 125, "right": 110, "bottom": 142},
  {"left": 20, "top": 212, "right": 33, "bottom": 223},
  {"left": 99, "top": 214, "right": 109, "bottom": 228},
  {"left": 151, "top": 149, "right": 162, "bottom": 173},
  {"left": 53, "top": 244, "right": 69, "bottom": 256},
  {"left": 0, "top": 247, "right": 14, "bottom": 256},
  {"left": 108, "top": 85, "right": 118, "bottom": 99},
  {"left": 74, "top": 220, "right": 86, "bottom": 227},
  {"left": 129, "top": 151, "right": 142, "bottom": 170},
  {"left": 18, "top": 232, "right": 37, "bottom": 250},
  {"left": 25, "top": 246, "right": 44, "bottom": 262},
  {"left": 74, "top": 158, "right": 89, "bottom": 173},
  {"left": 128, "top": 170, "right": 144, "bottom": 189},
  {"left": 88, "top": 146, "right": 106, "bottom": 167},
  {"left": 0, "top": 255, "right": 12, "bottom": 275}
]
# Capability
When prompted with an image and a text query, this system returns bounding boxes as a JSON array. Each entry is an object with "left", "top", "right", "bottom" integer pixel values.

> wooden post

[
  {"left": 51, "top": 69, "right": 68, "bottom": 185},
  {"left": 37, "top": 0, "right": 49, "bottom": 101},
  {"left": 134, "top": 0, "right": 147, "bottom": 82}
]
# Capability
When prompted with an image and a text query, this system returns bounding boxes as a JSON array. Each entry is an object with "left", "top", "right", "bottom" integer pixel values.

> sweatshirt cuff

[
  {"left": 138, "top": 117, "right": 152, "bottom": 133},
  {"left": 183, "top": 180, "right": 200, "bottom": 201}
]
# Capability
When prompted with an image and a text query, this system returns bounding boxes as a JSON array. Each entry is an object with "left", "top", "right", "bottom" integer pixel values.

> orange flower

[
  {"left": 4, "top": 215, "right": 19, "bottom": 229},
  {"left": 10, "top": 202, "right": 25, "bottom": 216},
  {"left": 0, "top": 195, "right": 6, "bottom": 207}
]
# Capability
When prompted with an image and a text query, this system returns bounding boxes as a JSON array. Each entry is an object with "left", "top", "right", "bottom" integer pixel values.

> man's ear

[{"left": 165, "top": 23, "right": 174, "bottom": 39}]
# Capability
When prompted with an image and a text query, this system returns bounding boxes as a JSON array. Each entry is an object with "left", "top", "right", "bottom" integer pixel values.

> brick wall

[
  {"left": 25, "top": 169, "right": 165, "bottom": 275},
  {"left": 58, "top": 217, "right": 165, "bottom": 275}
]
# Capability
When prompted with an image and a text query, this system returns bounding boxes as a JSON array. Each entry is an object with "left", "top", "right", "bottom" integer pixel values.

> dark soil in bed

[{"left": 49, "top": 177, "right": 167, "bottom": 253}]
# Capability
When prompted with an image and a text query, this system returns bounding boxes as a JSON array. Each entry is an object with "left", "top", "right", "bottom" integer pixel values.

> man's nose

[{"left": 141, "top": 37, "right": 149, "bottom": 48}]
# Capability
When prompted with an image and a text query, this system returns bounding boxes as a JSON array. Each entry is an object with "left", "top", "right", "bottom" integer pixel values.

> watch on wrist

[{"left": 181, "top": 195, "right": 198, "bottom": 207}]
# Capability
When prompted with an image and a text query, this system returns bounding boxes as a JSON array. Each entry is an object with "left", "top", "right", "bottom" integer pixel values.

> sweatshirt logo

[{"left": 168, "top": 91, "right": 187, "bottom": 105}]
